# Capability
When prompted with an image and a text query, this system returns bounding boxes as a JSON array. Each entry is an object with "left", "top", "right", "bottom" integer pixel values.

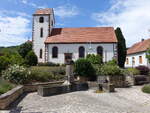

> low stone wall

[
  {"left": 0, "top": 86, "right": 23, "bottom": 109},
  {"left": 38, "top": 82, "right": 89, "bottom": 97},
  {"left": 23, "top": 81, "right": 64, "bottom": 92}
]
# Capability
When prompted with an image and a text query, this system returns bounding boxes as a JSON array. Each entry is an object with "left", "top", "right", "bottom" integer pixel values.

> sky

[{"left": 0, "top": 0, "right": 150, "bottom": 47}]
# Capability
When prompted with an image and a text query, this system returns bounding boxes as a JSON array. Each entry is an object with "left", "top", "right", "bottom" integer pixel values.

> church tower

[{"left": 32, "top": 8, "right": 55, "bottom": 62}]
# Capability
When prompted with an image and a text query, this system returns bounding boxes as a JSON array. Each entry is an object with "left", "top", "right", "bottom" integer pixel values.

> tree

[
  {"left": 146, "top": 48, "right": 150, "bottom": 63},
  {"left": 115, "top": 27, "right": 127, "bottom": 68},
  {"left": 18, "top": 41, "right": 32, "bottom": 58},
  {"left": 0, "top": 56, "right": 10, "bottom": 73},
  {"left": 9, "top": 53, "right": 25, "bottom": 65},
  {"left": 25, "top": 50, "right": 38, "bottom": 66},
  {"left": 86, "top": 54, "right": 102, "bottom": 65}
]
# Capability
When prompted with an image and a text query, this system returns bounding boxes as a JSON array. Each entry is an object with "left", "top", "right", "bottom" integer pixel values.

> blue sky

[{"left": 0, "top": 0, "right": 150, "bottom": 47}]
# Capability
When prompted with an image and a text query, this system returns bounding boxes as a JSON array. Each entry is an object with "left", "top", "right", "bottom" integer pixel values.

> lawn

[
  {"left": 29, "top": 66, "right": 66, "bottom": 82},
  {"left": 0, "top": 78, "right": 15, "bottom": 95}
]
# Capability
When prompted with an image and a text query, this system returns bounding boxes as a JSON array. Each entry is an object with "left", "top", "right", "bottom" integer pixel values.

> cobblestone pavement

[{"left": 1, "top": 86, "right": 150, "bottom": 113}]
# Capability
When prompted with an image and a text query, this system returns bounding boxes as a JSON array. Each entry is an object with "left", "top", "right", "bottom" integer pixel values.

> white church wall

[
  {"left": 47, "top": 43, "right": 117, "bottom": 64},
  {"left": 125, "top": 52, "right": 148, "bottom": 68}
]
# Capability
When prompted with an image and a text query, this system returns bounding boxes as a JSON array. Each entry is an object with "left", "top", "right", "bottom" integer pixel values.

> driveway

[{"left": 2, "top": 86, "right": 150, "bottom": 113}]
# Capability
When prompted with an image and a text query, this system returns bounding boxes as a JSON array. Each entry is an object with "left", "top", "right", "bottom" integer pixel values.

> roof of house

[
  {"left": 45, "top": 27, "right": 118, "bottom": 44},
  {"left": 127, "top": 38, "right": 150, "bottom": 55},
  {"left": 34, "top": 8, "right": 53, "bottom": 15}
]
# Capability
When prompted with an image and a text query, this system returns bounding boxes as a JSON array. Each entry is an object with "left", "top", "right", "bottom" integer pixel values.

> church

[{"left": 32, "top": 8, "right": 118, "bottom": 64}]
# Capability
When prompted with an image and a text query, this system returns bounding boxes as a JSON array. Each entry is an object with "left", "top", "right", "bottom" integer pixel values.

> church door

[{"left": 64, "top": 53, "right": 72, "bottom": 63}]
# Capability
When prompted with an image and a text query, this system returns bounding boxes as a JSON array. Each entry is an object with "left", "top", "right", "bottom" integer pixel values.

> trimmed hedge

[{"left": 142, "top": 85, "right": 150, "bottom": 94}]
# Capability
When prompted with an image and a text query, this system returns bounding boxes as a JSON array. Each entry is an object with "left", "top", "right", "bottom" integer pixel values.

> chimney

[{"left": 141, "top": 38, "right": 144, "bottom": 42}]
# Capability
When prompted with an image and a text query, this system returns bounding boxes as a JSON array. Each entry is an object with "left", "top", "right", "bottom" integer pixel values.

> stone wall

[{"left": 0, "top": 86, "right": 23, "bottom": 109}]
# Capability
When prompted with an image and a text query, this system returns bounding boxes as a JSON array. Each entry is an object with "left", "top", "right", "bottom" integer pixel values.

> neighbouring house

[
  {"left": 125, "top": 39, "right": 150, "bottom": 68},
  {"left": 32, "top": 8, "right": 118, "bottom": 64}
]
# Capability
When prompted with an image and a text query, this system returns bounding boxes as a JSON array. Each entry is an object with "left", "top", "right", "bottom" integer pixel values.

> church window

[
  {"left": 79, "top": 46, "right": 85, "bottom": 58},
  {"left": 39, "top": 17, "right": 44, "bottom": 23},
  {"left": 40, "top": 28, "right": 43, "bottom": 37},
  {"left": 97, "top": 46, "right": 103, "bottom": 57},
  {"left": 52, "top": 46, "right": 58, "bottom": 58},
  {"left": 40, "top": 49, "right": 42, "bottom": 58}
]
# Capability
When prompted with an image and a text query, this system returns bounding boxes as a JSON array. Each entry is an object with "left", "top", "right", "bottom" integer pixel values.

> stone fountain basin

[{"left": 37, "top": 82, "right": 88, "bottom": 97}]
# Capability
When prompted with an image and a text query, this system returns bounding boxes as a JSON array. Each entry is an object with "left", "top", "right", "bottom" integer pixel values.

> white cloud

[
  {"left": 21, "top": 0, "right": 47, "bottom": 9},
  {"left": 0, "top": 10, "right": 30, "bottom": 47},
  {"left": 54, "top": 4, "right": 79, "bottom": 18},
  {"left": 92, "top": 0, "right": 150, "bottom": 47}
]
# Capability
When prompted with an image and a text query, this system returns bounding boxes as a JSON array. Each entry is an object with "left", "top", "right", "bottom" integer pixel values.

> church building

[{"left": 32, "top": 8, "right": 118, "bottom": 64}]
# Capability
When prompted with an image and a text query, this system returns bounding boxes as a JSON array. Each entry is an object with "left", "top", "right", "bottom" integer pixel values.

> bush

[
  {"left": 29, "top": 66, "right": 65, "bottom": 82},
  {"left": 106, "top": 59, "right": 117, "bottom": 65},
  {"left": 2, "top": 65, "right": 30, "bottom": 84},
  {"left": 126, "top": 68, "right": 140, "bottom": 75},
  {"left": 0, "top": 56, "right": 10, "bottom": 73},
  {"left": 38, "top": 62, "right": 60, "bottom": 66},
  {"left": 25, "top": 51, "right": 38, "bottom": 66},
  {"left": 142, "top": 85, "right": 150, "bottom": 94},
  {"left": 136, "top": 66, "right": 150, "bottom": 75},
  {"left": 74, "top": 58, "right": 95, "bottom": 78},
  {"left": 100, "top": 64, "right": 121, "bottom": 76},
  {"left": 86, "top": 54, "right": 102, "bottom": 65}
]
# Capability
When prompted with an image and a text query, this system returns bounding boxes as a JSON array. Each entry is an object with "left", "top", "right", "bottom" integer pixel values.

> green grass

[
  {"left": 29, "top": 66, "right": 66, "bottom": 82},
  {"left": 0, "top": 79, "right": 15, "bottom": 95},
  {"left": 142, "top": 85, "right": 150, "bottom": 94}
]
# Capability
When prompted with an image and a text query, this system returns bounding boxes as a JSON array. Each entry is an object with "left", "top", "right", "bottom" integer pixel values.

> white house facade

[
  {"left": 32, "top": 8, "right": 118, "bottom": 64},
  {"left": 125, "top": 39, "right": 150, "bottom": 68}
]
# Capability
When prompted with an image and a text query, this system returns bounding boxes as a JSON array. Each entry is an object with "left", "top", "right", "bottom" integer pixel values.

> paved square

[{"left": 3, "top": 86, "right": 150, "bottom": 113}]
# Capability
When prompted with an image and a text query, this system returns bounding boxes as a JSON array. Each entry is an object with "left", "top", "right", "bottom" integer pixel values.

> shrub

[
  {"left": 126, "top": 68, "right": 140, "bottom": 75},
  {"left": 100, "top": 64, "right": 121, "bottom": 76},
  {"left": 136, "top": 66, "right": 150, "bottom": 75},
  {"left": 106, "top": 59, "right": 117, "bottom": 65},
  {"left": 2, "top": 65, "right": 30, "bottom": 84},
  {"left": 74, "top": 58, "right": 95, "bottom": 78},
  {"left": 0, "top": 56, "right": 10, "bottom": 73},
  {"left": 142, "top": 85, "right": 150, "bottom": 94},
  {"left": 86, "top": 54, "right": 102, "bottom": 65},
  {"left": 25, "top": 51, "right": 38, "bottom": 66}
]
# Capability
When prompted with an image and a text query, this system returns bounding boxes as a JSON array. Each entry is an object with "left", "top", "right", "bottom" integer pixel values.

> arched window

[
  {"left": 79, "top": 46, "right": 85, "bottom": 58},
  {"left": 39, "top": 17, "right": 44, "bottom": 23},
  {"left": 97, "top": 46, "right": 103, "bottom": 57},
  {"left": 40, "top": 49, "right": 42, "bottom": 58},
  {"left": 40, "top": 28, "right": 43, "bottom": 37},
  {"left": 52, "top": 46, "right": 58, "bottom": 58}
]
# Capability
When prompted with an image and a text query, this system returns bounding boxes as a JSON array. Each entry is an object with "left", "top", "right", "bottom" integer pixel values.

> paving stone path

[{"left": 1, "top": 86, "right": 150, "bottom": 113}]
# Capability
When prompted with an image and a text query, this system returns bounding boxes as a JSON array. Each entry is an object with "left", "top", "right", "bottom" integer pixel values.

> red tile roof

[
  {"left": 45, "top": 27, "right": 117, "bottom": 44},
  {"left": 34, "top": 8, "right": 53, "bottom": 15},
  {"left": 127, "top": 38, "right": 150, "bottom": 55}
]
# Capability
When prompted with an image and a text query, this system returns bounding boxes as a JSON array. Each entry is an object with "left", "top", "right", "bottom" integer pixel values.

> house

[
  {"left": 32, "top": 8, "right": 118, "bottom": 64},
  {"left": 125, "top": 39, "right": 150, "bottom": 68}
]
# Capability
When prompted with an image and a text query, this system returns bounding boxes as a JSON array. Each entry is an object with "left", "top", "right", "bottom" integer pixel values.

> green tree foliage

[
  {"left": 18, "top": 41, "right": 32, "bottom": 58},
  {"left": 74, "top": 58, "right": 95, "bottom": 78},
  {"left": 115, "top": 27, "right": 127, "bottom": 68},
  {"left": 0, "top": 56, "right": 10, "bottom": 73},
  {"left": 25, "top": 50, "right": 38, "bottom": 66},
  {"left": 86, "top": 54, "right": 102, "bottom": 65},
  {"left": 9, "top": 53, "right": 25, "bottom": 65},
  {"left": 146, "top": 48, "right": 150, "bottom": 63}
]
